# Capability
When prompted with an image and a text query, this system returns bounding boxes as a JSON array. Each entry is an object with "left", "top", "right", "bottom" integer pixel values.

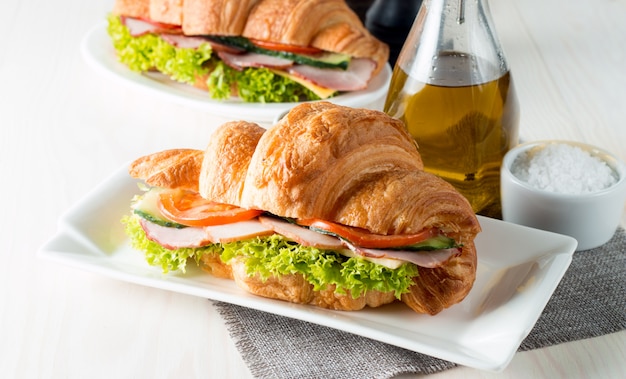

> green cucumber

[
  {"left": 398, "top": 235, "right": 459, "bottom": 251},
  {"left": 208, "top": 36, "right": 350, "bottom": 69},
  {"left": 132, "top": 188, "right": 187, "bottom": 229}
]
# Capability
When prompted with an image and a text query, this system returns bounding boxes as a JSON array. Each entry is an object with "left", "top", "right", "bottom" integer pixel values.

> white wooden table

[{"left": 1, "top": 0, "right": 624, "bottom": 378}]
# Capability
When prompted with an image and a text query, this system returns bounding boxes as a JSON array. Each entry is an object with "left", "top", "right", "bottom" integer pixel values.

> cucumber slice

[
  {"left": 132, "top": 188, "right": 187, "bottom": 229},
  {"left": 400, "top": 236, "right": 459, "bottom": 251},
  {"left": 208, "top": 36, "right": 350, "bottom": 69}
]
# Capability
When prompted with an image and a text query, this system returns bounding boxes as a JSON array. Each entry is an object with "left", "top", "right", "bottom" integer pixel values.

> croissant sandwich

[
  {"left": 108, "top": 0, "right": 389, "bottom": 103},
  {"left": 123, "top": 102, "right": 481, "bottom": 315}
]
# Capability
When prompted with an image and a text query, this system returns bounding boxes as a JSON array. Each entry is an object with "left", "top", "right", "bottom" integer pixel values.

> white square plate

[{"left": 38, "top": 165, "right": 576, "bottom": 372}]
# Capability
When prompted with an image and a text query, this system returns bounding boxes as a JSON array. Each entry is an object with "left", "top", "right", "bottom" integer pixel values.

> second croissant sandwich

[
  {"left": 123, "top": 102, "right": 481, "bottom": 315},
  {"left": 108, "top": 0, "right": 389, "bottom": 103}
]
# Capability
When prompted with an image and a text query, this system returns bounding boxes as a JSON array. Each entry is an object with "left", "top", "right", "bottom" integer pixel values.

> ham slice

[
  {"left": 343, "top": 242, "right": 461, "bottom": 269},
  {"left": 287, "top": 58, "right": 376, "bottom": 91},
  {"left": 140, "top": 219, "right": 212, "bottom": 249},
  {"left": 217, "top": 51, "right": 294, "bottom": 71},
  {"left": 122, "top": 16, "right": 181, "bottom": 37},
  {"left": 139, "top": 218, "right": 273, "bottom": 249},
  {"left": 122, "top": 17, "right": 243, "bottom": 53},
  {"left": 258, "top": 216, "right": 344, "bottom": 249}
]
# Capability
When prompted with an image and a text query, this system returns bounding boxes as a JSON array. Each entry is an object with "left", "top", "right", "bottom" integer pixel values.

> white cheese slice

[
  {"left": 337, "top": 249, "right": 405, "bottom": 270},
  {"left": 205, "top": 220, "right": 274, "bottom": 243}
]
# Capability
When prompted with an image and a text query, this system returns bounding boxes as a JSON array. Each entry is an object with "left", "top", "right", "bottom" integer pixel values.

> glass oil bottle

[{"left": 384, "top": 0, "right": 520, "bottom": 218}]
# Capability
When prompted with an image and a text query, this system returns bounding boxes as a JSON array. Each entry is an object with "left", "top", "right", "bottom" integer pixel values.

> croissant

[
  {"left": 128, "top": 102, "right": 480, "bottom": 315},
  {"left": 199, "top": 120, "right": 265, "bottom": 205},
  {"left": 129, "top": 148, "right": 203, "bottom": 191},
  {"left": 109, "top": 0, "right": 389, "bottom": 102}
]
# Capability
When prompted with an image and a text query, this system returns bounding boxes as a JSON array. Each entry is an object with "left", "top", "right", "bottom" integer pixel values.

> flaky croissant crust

[
  {"left": 231, "top": 103, "right": 479, "bottom": 239},
  {"left": 199, "top": 121, "right": 265, "bottom": 206},
  {"left": 239, "top": 102, "right": 427, "bottom": 229},
  {"left": 128, "top": 148, "right": 203, "bottom": 192}
]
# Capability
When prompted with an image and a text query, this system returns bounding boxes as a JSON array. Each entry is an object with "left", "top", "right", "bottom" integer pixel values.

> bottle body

[{"left": 384, "top": 0, "right": 519, "bottom": 217}]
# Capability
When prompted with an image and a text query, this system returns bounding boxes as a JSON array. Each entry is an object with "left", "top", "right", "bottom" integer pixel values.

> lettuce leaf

[
  {"left": 234, "top": 66, "right": 320, "bottom": 103},
  {"left": 107, "top": 15, "right": 212, "bottom": 85},
  {"left": 107, "top": 15, "right": 321, "bottom": 103},
  {"left": 123, "top": 215, "right": 419, "bottom": 299}
]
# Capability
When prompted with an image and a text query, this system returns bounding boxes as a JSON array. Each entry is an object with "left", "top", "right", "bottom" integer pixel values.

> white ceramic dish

[
  {"left": 502, "top": 140, "right": 626, "bottom": 251},
  {"left": 38, "top": 164, "right": 576, "bottom": 372},
  {"left": 80, "top": 23, "right": 392, "bottom": 124}
]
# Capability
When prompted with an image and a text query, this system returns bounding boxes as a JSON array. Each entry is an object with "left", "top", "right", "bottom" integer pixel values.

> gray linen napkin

[{"left": 214, "top": 228, "right": 625, "bottom": 379}]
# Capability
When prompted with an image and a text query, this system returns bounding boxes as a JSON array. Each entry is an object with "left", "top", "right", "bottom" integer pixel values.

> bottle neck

[{"left": 398, "top": 0, "right": 508, "bottom": 85}]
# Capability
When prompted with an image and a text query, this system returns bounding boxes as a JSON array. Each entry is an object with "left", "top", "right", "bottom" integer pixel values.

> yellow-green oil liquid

[{"left": 384, "top": 52, "right": 520, "bottom": 218}]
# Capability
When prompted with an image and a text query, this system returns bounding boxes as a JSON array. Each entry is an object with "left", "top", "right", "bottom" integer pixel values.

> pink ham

[
  {"left": 217, "top": 51, "right": 294, "bottom": 71},
  {"left": 258, "top": 216, "right": 344, "bottom": 249},
  {"left": 122, "top": 16, "right": 181, "bottom": 37},
  {"left": 140, "top": 219, "right": 212, "bottom": 249},
  {"left": 139, "top": 218, "right": 273, "bottom": 249},
  {"left": 204, "top": 39, "right": 246, "bottom": 54},
  {"left": 343, "top": 242, "right": 461, "bottom": 269},
  {"left": 287, "top": 58, "right": 376, "bottom": 91}
]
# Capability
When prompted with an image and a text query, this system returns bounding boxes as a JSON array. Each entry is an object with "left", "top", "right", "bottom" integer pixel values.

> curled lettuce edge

[
  {"left": 106, "top": 14, "right": 322, "bottom": 103},
  {"left": 121, "top": 214, "right": 419, "bottom": 300}
]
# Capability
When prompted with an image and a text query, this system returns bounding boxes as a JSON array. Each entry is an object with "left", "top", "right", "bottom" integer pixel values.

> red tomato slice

[
  {"left": 158, "top": 189, "right": 262, "bottom": 227},
  {"left": 249, "top": 38, "right": 323, "bottom": 55},
  {"left": 297, "top": 219, "right": 438, "bottom": 249}
]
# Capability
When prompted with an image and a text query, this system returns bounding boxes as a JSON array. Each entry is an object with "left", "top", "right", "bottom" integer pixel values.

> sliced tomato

[
  {"left": 249, "top": 38, "right": 323, "bottom": 55},
  {"left": 297, "top": 219, "right": 438, "bottom": 249},
  {"left": 157, "top": 189, "right": 262, "bottom": 227}
]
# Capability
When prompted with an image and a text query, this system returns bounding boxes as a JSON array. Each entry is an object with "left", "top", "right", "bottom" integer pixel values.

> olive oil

[{"left": 384, "top": 52, "right": 520, "bottom": 217}]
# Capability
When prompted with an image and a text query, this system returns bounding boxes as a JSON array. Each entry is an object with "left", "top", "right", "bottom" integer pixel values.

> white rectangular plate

[{"left": 38, "top": 165, "right": 576, "bottom": 372}]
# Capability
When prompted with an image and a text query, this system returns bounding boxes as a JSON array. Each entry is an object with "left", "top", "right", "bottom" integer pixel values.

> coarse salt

[{"left": 511, "top": 143, "right": 618, "bottom": 195}]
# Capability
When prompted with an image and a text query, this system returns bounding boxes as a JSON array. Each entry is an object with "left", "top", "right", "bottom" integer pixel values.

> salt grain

[{"left": 511, "top": 143, "right": 617, "bottom": 195}]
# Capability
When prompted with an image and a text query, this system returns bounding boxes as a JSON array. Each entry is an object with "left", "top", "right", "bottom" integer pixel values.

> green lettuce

[
  {"left": 107, "top": 14, "right": 212, "bottom": 85},
  {"left": 106, "top": 15, "right": 322, "bottom": 103},
  {"left": 206, "top": 61, "right": 320, "bottom": 103},
  {"left": 122, "top": 215, "right": 419, "bottom": 299}
]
